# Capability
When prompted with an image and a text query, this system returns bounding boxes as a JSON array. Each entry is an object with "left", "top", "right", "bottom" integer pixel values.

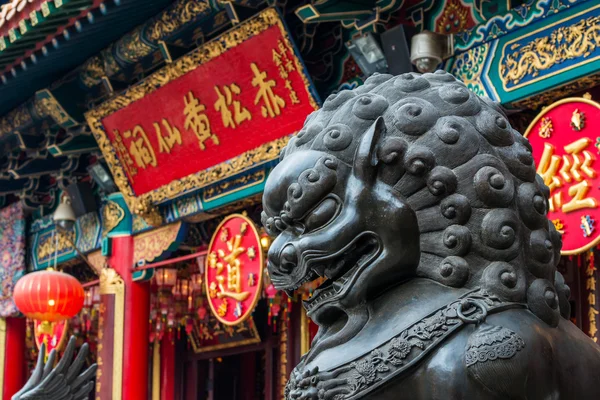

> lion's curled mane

[{"left": 278, "top": 70, "right": 567, "bottom": 326}]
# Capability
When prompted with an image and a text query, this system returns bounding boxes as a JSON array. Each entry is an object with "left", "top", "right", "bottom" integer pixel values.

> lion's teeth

[{"left": 333, "top": 281, "right": 343, "bottom": 292}]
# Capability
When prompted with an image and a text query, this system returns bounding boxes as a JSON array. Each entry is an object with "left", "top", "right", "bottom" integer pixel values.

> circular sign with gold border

[
  {"left": 525, "top": 96, "right": 600, "bottom": 255},
  {"left": 205, "top": 214, "right": 264, "bottom": 325}
]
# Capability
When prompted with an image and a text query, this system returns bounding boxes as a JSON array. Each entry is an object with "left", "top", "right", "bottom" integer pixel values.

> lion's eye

[{"left": 303, "top": 198, "right": 338, "bottom": 233}]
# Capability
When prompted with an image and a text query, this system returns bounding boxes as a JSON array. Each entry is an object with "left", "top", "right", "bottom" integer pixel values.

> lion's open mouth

[{"left": 299, "top": 233, "right": 380, "bottom": 312}]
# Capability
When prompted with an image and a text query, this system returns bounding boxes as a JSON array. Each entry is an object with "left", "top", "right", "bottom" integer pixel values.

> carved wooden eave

[
  {"left": 293, "top": 0, "right": 511, "bottom": 32},
  {"left": 0, "top": 0, "right": 177, "bottom": 118},
  {"left": 0, "top": 138, "right": 97, "bottom": 211},
  {"left": 0, "top": 0, "right": 100, "bottom": 76},
  {"left": 0, "top": 1, "right": 230, "bottom": 138},
  {"left": 0, "top": 1, "right": 233, "bottom": 211},
  {"left": 76, "top": 0, "right": 222, "bottom": 90}
]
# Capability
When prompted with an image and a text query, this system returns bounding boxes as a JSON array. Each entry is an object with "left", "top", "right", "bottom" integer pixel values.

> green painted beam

[
  {"left": 0, "top": 0, "right": 94, "bottom": 71},
  {"left": 22, "top": 12, "right": 64, "bottom": 37},
  {"left": 47, "top": 134, "right": 98, "bottom": 156}
]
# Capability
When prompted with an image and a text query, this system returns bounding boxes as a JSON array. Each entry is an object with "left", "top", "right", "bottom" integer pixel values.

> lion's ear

[{"left": 352, "top": 116, "right": 384, "bottom": 183}]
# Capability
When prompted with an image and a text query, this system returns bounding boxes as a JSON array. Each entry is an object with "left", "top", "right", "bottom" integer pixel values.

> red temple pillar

[
  {"left": 160, "top": 336, "right": 175, "bottom": 400},
  {"left": 99, "top": 194, "right": 150, "bottom": 400},
  {"left": 111, "top": 236, "right": 150, "bottom": 400},
  {"left": 1, "top": 317, "right": 27, "bottom": 400}
]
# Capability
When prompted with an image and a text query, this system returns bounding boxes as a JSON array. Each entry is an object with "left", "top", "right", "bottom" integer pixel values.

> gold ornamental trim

[
  {"left": 133, "top": 221, "right": 182, "bottom": 263},
  {"left": 500, "top": 5, "right": 600, "bottom": 92},
  {"left": 152, "top": 341, "right": 160, "bottom": 400},
  {"left": 280, "top": 315, "right": 289, "bottom": 398},
  {"left": 99, "top": 268, "right": 124, "bottom": 400},
  {"left": 147, "top": 0, "right": 210, "bottom": 41},
  {"left": 99, "top": 268, "right": 125, "bottom": 295},
  {"left": 189, "top": 318, "right": 261, "bottom": 354},
  {"left": 102, "top": 201, "right": 126, "bottom": 237},
  {"left": 0, "top": 318, "right": 5, "bottom": 396},
  {"left": 300, "top": 307, "right": 310, "bottom": 356},
  {"left": 87, "top": 250, "right": 106, "bottom": 274},
  {"left": 86, "top": 8, "right": 314, "bottom": 216},
  {"left": 34, "top": 89, "right": 74, "bottom": 126},
  {"left": 511, "top": 73, "right": 600, "bottom": 110}
]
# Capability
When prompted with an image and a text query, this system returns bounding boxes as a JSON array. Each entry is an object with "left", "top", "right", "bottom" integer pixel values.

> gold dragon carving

[
  {"left": 147, "top": 0, "right": 210, "bottom": 41},
  {"left": 131, "top": 196, "right": 163, "bottom": 227},
  {"left": 0, "top": 106, "right": 32, "bottom": 135},
  {"left": 80, "top": 56, "right": 105, "bottom": 88},
  {"left": 118, "top": 27, "right": 154, "bottom": 61},
  {"left": 102, "top": 201, "right": 126, "bottom": 237},
  {"left": 37, "top": 230, "right": 76, "bottom": 263},
  {"left": 501, "top": 15, "right": 600, "bottom": 87}
]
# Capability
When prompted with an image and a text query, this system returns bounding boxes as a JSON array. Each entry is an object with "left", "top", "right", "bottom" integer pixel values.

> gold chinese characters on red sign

[
  {"left": 525, "top": 96, "right": 600, "bottom": 255},
  {"left": 205, "top": 214, "right": 263, "bottom": 325},
  {"left": 85, "top": 8, "right": 319, "bottom": 210}
]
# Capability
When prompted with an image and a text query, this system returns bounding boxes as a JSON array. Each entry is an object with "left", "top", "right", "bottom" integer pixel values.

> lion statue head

[{"left": 262, "top": 71, "right": 568, "bottom": 357}]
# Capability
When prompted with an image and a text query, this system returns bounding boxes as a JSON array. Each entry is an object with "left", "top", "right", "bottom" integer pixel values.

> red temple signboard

[
  {"left": 189, "top": 312, "right": 261, "bottom": 353},
  {"left": 205, "top": 214, "right": 263, "bottom": 325},
  {"left": 86, "top": 8, "right": 319, "bottom": 209},
  {"left": 525, "top": 96, "right": 600, "bottom": 255}
]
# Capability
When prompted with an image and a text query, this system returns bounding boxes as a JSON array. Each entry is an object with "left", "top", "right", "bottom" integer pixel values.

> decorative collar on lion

[{"left": 262, "top": 71, "right": 600, "bottom": 400}]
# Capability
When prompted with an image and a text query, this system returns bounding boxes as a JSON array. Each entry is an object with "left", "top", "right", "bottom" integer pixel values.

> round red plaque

[
  {"left": 525, "top": 97, "right": 600, "bottom": 255},
  {"left": 205, "top": 214, "right": 264, "bottom": 325}
]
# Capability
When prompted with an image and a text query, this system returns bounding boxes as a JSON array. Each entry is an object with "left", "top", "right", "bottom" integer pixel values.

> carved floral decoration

[
  {"left": 133, "top": 222, "right": 183, "bottom": 263},
  {"left": 571, "top": 108, "right": 586, "bottom": 131},
  {"left": 285, "top": 291, "right": 524, "bottom": 400},
  {"left": 538, "top": 117, "right": 553, "bottom": 139}
]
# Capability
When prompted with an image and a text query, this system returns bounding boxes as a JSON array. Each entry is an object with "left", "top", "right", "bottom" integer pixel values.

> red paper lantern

[{"left": 13, "top": 270, "right": 85, "bottom": 322}]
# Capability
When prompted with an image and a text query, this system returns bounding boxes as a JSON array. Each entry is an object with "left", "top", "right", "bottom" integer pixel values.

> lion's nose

[{"left": 280, "top": 244, "right": 298, "bottom": 274}]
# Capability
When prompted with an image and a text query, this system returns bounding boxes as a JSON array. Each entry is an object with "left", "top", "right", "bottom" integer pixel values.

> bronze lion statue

[{"left": 262, "top": 71, "right": 600, "bottom": 399}]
